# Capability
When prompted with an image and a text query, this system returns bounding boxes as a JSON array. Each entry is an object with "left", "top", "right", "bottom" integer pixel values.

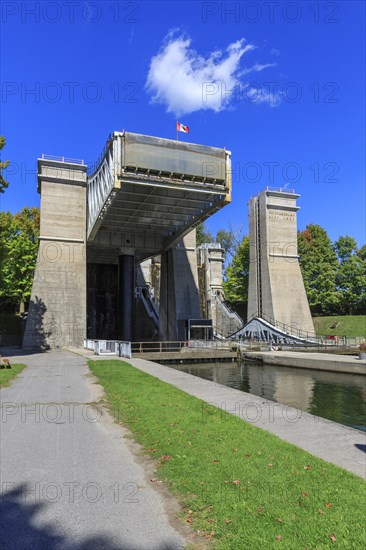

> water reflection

[{"left": 169, "top": 361, "right": 366, "bottom": 431}]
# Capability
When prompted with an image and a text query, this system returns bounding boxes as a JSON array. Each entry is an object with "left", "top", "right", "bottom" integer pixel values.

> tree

[
  {"left": 215, "top": 228, "right": 234, "bottom": 256},
  {"left": 0, "top": 211, "right": 12, "bottom": 286},
  {"left": 0, "top": 207, "right": 40, "bottom": 312},
  {"left": 298, "top": 224, "right": 339, "bottom": 314},
  {"left": 196, "top": 222, "right": 214, "bottom": 246},
  {"left": 0, "top": 136, "right": 9, "bottom": 194},
  {"left": 357, "top": 244, "right": 366, "bottom": 261},
  {"left": 223, "top": 236, "right": 250, "bottom": 305},
  {"left": 334, "top": 236, "right": 366, "bottom": 314},
  {"left": 334, "top": 235, "right": 357, "bottom": 262}
]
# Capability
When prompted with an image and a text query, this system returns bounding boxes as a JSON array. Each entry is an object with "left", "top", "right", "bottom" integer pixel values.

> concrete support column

[
  {"left": 247, "top": 189, "right": 314, "bottom": 334},
  {"left": 23, "top": 159, "right": 87, "bottom": 350},
  {"left": 159, "top": 249, "right": 176, "bottom": 341},
  {"left": 159, "top": 230, "right": 200, "bottom": 341},
  {"left": 118, "top": 254, "right": 135, "bottom": 342}
]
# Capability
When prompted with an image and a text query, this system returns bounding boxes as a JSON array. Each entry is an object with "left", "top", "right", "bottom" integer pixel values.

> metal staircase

[{"left": 231, "top": 315, "right": 325, "bottom": 345}]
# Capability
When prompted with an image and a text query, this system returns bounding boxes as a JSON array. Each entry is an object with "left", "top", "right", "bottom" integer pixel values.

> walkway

[
  {"left": 125, "top": 357, "right": 366, "bottom": 479},
  {"left": 0, "top": 351, "right": 186, "bottom": 549}
]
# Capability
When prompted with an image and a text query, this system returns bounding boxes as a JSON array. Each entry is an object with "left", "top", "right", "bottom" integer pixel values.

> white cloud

[
  {"left": 146, "top": 34, "right": 279, "bottom": 116},
  {"left": 245, "top": 85, "right": 281, "bottom": 108},
  {"left": 270, "top": 48, "right": 281, "bottom": 56},
  {"left": 239, "top": 63, "right": 277, "bottom": 77}
]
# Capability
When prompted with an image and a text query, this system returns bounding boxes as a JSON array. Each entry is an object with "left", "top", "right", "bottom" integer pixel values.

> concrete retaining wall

[{"left": 243, "top": 351, "right": 366, "bottom": 375}]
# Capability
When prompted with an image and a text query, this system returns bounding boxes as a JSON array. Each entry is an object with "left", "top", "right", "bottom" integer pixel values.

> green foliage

[
  {"left": 0, "top": 363, "right": 26, "bottom": 387},
  {"left": 215, "top": 228, "right": 234, "bottom": 256},
  {"left": 298, "top": 227, "right": 366, "bottom": 315},
  {"left": 334, "top": 235, "right": 357, "bottom": 262},
  {"left": 334, "top": 236, "right": 366, "bottom": 314},
  {"left": 89, "top": 360, "right": 366, "bottom": 549},
  {"left": 0, "top": 207, "right": 40, "bottom": 310},
  {"left": 0, "top": 136, "right": 9, "bottom": 194},
  {"left": 196, "top": 222, "right": 214, "bottom": 246},
  {"left": 357, "top": 244, "right": 366, "bottom": 261},
  {"left": 298, "top": 225, "right": 340, "bottom": 314},
  {"left": 221, "top": 223, "right": 365, "bottom": 316},
  {"left": 313, "top": 315, "right": 366, "bottom": 337},
  {"left": 223, "top": 236, "right": 250, "bottom": 304}
]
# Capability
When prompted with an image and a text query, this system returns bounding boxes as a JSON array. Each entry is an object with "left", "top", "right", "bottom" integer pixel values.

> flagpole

[{"left": 176, "top": 120, "right": 179, "bottom": 141}]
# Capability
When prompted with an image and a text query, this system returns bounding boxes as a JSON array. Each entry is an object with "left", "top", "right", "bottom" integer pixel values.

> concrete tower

[
  {"left": 247, "top": 188, "right": 314, "bottom": 335},
  {"left": 23, "top": 158, "right": 87, "bottom": 349},
  {"left": 197, "top": 243, "right": 243, "bottom": 336}
]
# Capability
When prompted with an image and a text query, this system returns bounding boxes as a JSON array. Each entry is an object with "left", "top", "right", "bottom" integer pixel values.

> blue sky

[{"left": 1, "top": 0, "right": 365, "bottom": 245}]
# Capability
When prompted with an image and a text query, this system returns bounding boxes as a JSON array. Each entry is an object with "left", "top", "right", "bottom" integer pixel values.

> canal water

[{"left": 168, "top": 361, "right": 366, "bottom": 431}]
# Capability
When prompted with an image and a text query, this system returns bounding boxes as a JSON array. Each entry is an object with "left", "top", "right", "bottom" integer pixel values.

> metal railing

[
  {"left": 239, "top": 315, "right": 352, "bottom": 347},
  {"left": 137, "top": 287, "right": 159, "bottom": 328},
  {"left": 187, "top": 339, "right": 236, "bottom": 350},
  {"left": 131, "top": 340, "right": 239, "bottom": 354},
  {"left": 84, "top": 339, "right": 132, "bottom": 358},
  {"left": 265, "top": 186, "right": 295, "bottom": 194},
  {"left": 87, "top": 132, "right": 114, "bottom": 176},
  {"left": 247, "top": 313, "right": 320, "bottom": 342},
  {"left": 41, "top": 154, "right": 85, "bottom": 165},
  {"left": 213, "top": 295, "right": 244, "bottom": 337},
  {"left": 131, "top": 341, "right": 186, "bottom": 354}
]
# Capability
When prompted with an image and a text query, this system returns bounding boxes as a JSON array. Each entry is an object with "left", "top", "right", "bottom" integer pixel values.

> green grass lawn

[
  {"left": 0, "top": 363, "right": 26, "bottom": 387},
  {"left": 89, "top": 360, "right": 366, "bottom": 549},
  {"left": 313, "top": 315, "right": 366, "bottom": 337}
]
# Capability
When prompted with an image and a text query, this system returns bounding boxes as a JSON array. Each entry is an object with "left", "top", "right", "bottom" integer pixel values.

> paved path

[
  {"left": 125, "top": 357, "right": 366, "bottom": 479},
  {"left": 0, "top": 351, "right": 187, "bottom": 549}
]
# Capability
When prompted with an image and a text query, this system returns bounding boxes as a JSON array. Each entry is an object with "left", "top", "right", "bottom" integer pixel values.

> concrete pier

[
  {"left": 247, "top": 189, "right": 314, "bottom": 334},
  {"left": 23, "top": 159, "right": 87, "bottom": 349},
  {"left": 118, "top": 254, "right": 135, "bottom": 342},
  {"left": 159, "top": 231, "right": 201, "bottom": 341}
]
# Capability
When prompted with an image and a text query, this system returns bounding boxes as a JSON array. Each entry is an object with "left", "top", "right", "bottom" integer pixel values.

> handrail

[
  {"left": 247, "top": 313, "right": 319, "bottom": 340},
  {"left": 41, "top": 154, "right": 85, "bottom": 165},
  {"left": 131, "top": 341, "right": 186, "bottom": 353},
  {"left": 213, "top": 295, "right": 244, "bottom": 338},
  {"left": 241, "top": 315, "right": 349, "bottom": 346},
  {"left": 214, "top": 294, "right": 243, "bottom": 321},
  {"left": 87, "top": 132, "right": 114, "bottom": 176},
  {"left": 130, "top": 340, "right": 239, "bottom": 353},
  {"left": 138, "top": 288, "right": 159, "bottom": 327},
  {"left": 265, "top": 186, "right": 295, "bottom": 194}
]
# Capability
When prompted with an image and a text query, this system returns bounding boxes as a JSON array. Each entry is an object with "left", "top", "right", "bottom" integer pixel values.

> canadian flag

[{"left": 176, "top": 122, "right": 189, "bottom": 133}]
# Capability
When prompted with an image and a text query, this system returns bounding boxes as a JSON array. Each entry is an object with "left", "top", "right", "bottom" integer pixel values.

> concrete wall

[
  {"left": 247, "top": 189, "right": 314, "bottom": 335},
  {"left": 159, "top": 230, "right": 200, "bottom": 341},
  {"left": 197, "top": 244, "right": 225, "bottom": 323},
  {"left": 197, "top": 244, "right": 243, "bottom": 336},
  {"left": 23, "top": 160, "right": 87, "bottom": 349}
]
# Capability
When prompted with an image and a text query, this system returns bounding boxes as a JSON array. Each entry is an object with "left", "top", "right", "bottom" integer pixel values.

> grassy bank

[
  {"left": 313, "top": 315, "right": 366, "bottom": 338},
  {"left": 89, "top": 360, "right": 365, "bottom": 549},
  {"left": 0, "top": 364, "right": 26, "bottom": 387}
]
